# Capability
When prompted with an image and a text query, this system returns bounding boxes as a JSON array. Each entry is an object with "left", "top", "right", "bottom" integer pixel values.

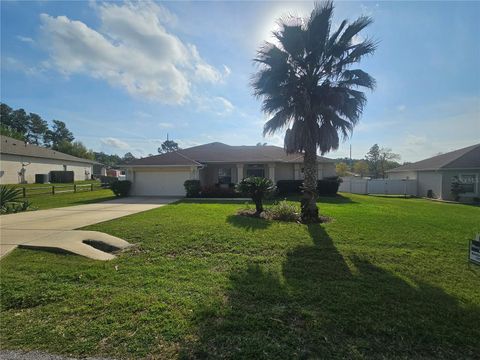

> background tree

[
  {"left": 27, "top": 113, "right": 48, "bottom": 145},
  {"left": 94, "top": 152, "right": 123, "bottom": 167},
  {"left": 365, "top": 144, "right": 381, "bottom": 178},
  {"left": 45, "top": 120, "right": 74, "bottom": 148},
  {"left": 10, "top": 108, "right": 30, "bottom": 135},
  {"left": 378, "top": 147, "right": 400, "bottom": 178},
  {"left": 335, "top": 162, "right": 350, "bottom": 177},
  {"left": 54, "top": 140, "right": 94, "bottom": 160},
  {"left": 252, "top": 1, "right": 376, "bottom": 222},
  {"left": 353, "top": 160, "right": 369, "bottom": 177},
  {"left": 121, "top": 152, "right": 136, "bottom": 164},
  {"left": 0, "top": 103, "right": 13, "bottom": 126},
  {"left": 158, "top": 139, "right": 180, "bottom": 154},
  {"left": 0, "top": 125, "right": 26, "bottom": 141}
]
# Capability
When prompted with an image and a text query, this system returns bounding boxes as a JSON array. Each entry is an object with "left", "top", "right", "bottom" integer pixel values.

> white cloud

[
  {"left": 39, "top": 1, "right": 226, "bottom": 104},
  {"left": 405, "top": 134, "right": 427, "bottom": 146},
  {"left": 101, "top": 137, "right": 130, "bottom": 150},
  {"left": 195, "top": 96, "right": 234, "bottom": 116},
  {"left": 17, "top": 35, "right": 34, "bottom": 43},
  {"left": 2, "top": 56, "right": 44, "bottom": 76},
  {"left": 397, "top": 104, "right": 406, "bottom": 112},
  {"left": 158, "top": 122, "right": 174, "bottom": 128}
]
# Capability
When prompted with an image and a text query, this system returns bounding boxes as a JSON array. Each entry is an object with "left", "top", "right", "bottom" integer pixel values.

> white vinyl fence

[{"left": 339, "top": 178, "right": 417, "bottom": 196}]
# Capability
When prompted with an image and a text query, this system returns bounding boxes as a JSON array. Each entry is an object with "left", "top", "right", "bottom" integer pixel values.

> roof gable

[
  {"left": 0, "top": 135, "right": 97, "bottom": 164},
  {"left": 388, "top": 144, "right": 480, "bottom": 172},
  {"left": 128, "top": 142, "right": 334, "bottom": 166}
]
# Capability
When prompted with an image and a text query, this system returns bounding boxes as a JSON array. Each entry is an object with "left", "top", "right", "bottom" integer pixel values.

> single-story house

[
  {"left": 387, "top": 143, "right": 480, "bottom": 201},
  {"left": 0, "top": 135, "right": 98, "bottom": 184},
  {"left": 125, "top": 142, "right": 336, "bottom": 196}
]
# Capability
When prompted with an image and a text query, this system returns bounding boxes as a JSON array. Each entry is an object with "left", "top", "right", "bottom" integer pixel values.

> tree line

[
  {"left": 335, "top": 144, "right": 403, "bottom": 179},
  {"left": 0, "top": 102, "right": 136, "bottom": 166}
]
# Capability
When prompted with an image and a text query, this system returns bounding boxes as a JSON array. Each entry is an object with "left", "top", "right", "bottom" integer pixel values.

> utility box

[
  {"left": 49, "top": 171, "right": 74, "bottom": 183},
  {"left": 35, "top": 174, "right": 49, "bottom": 184}
]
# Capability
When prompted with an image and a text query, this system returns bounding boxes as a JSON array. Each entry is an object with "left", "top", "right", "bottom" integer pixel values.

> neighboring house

[
  {"left": 125, "top": 142, "right": 336, "bottom": 196},
  {"left": 0, "top": 135, "right": 97, "bottom": 184},
  {"left": 387, "top": 144, "right": 480, "bottom": 201}
]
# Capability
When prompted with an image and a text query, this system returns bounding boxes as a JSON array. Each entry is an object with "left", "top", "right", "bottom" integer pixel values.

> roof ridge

[
  {"left": 440, "top": 143, "right": 480, "bottom": 169},
  {"left": 174, "top": 150, "right": 202, "bottom": 165}
]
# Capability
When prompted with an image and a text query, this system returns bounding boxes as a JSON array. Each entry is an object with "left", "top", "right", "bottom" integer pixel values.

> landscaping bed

[{"left": 0, "top": 194, "right": 479, "bottom": 359}]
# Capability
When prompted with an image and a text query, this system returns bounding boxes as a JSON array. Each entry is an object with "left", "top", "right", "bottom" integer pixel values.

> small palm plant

[
  {"left": 236, "top": 177, "right": 276, "bottom": 214},
  {"left": 0, "top": 186, "right": 24, "bottom": 213}
]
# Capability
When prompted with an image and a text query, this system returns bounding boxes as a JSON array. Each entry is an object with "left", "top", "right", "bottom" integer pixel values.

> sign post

[{"left": 469, "top": 234, "right": 480, "bottom": 266}]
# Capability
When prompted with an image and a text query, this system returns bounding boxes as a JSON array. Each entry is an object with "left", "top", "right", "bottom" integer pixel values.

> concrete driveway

[{"left": 0, "top": 197, "right": 179, "bottom": 260}]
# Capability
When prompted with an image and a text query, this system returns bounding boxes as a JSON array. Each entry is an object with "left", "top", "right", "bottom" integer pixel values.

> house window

[
  {"left": 458, "top": 174, "right": 477, "bottom": 194},
  {"left": 246, "top": 164, "right": 265, "bottom": 178},
  {"left": 218, "top": 168, "right": 232, "bottom": 184}
]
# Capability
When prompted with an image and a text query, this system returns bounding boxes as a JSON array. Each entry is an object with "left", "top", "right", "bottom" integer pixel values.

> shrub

[
  {"left": 110, "top": 180, "right": 132, "bottom": 197},
  {"left": 0, "top": 186, "right": 31, "bottom": 214},
  {"left": 277, "top": 180, "right": 303, "bottom": 195},
  {"left": 200, "top": 185, "right": 240, "bottom": 198},
  {"left": 236, "top": 177, "right": 276, "bottom": 214},
  {"left": 451, "top": 177, "right": 463, "bottom": 201},
  {"left": 276, "top": 177, "right": 341, "bottom": 196},
  {"left": 317, "top": 176, "right": 342, "bottom": 196},
  {"left": 184, "top": 180, "right": 201, "bottom": 198},
  {"left": 1, "top": 186, "right": 22, "bottom": 213},
  {"left": 267, "top": 200, "right": 299, "bottom": 221}
]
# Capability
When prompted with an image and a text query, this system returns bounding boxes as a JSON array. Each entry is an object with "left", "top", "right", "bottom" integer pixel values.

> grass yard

[
  {"left": 24, "top": 189, "right": 116, "bottom": 210},
  {"left": 1, "top": 194, "right": 479, "bottom": 359}
]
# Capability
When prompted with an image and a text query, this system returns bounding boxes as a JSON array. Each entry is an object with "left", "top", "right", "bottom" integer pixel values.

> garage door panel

[{"left": 133, "top": 171, "right": 189, "bottom": 196}]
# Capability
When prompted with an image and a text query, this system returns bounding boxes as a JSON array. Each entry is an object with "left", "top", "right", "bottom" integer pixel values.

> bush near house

[
  {"left": 110, "top": 180, "right": 132, "bottom": 197},
  {"left": 200, "top": 184, "right": 241, "bottom": 198},
  {"left": 184, "top": 180, "right": 201, "bottom": 198},
  {"left": 277, "top": 177, "right": 342, "bottom": 196}
]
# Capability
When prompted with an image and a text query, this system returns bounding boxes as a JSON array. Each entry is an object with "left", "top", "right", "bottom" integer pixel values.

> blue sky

[{"left": 1, "top": 0, "right": 479, "bottom": 162}]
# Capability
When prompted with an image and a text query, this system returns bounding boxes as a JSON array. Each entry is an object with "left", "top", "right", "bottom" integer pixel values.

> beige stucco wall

[
  {"left": 276, "top": 163, "right": 294, "bottom": 181},
  {"left": 440, "top": 170, "right": 480, "bottom": 201},
  {"left": 0, "top": 153, "right": 93, "bottom": 184},
  {"left": 321, "top": 162, "right": 336, "bottom": 178},
  {"left": 417, "top": 171, "right": 442, "bottom": 198}
]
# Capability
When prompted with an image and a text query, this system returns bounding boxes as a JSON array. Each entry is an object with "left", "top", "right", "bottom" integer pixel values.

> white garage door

[{"left": 132, "top": 170, "right": 190, "bottom": 196}]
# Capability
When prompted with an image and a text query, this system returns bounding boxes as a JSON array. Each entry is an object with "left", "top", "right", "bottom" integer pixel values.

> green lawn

[
  {"left": 25, "top": 189, "right": 116, "bottom": 210},
  {"left": 1, "top": 194, "right": 479, "bottom": 359}
]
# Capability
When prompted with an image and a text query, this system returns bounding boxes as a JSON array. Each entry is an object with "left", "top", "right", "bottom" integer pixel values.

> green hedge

[{"left": 277, "top": 177, "right": 341, "bottom": 196}]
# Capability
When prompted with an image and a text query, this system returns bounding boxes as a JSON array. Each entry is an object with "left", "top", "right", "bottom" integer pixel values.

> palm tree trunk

[{"left": 301, "top": 144, "right": 319, "bottom": 223}]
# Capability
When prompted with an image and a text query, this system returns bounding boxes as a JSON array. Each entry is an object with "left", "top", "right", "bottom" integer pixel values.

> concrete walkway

[{"left": 0, "top": 197, "right": 178, "bottom": 260}]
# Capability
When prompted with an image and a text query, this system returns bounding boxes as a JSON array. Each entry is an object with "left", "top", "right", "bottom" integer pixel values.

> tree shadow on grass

[
  {"left": 180, "top": 224, "right": 479, "bottom": 359},
  {"left": 226, "top": 214, "right": 272, "bottom": 231}
]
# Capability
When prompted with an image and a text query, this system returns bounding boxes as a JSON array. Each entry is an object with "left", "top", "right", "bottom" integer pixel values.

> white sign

[{"left": 469, "top": 234, "right": 480, "bottom": 265}]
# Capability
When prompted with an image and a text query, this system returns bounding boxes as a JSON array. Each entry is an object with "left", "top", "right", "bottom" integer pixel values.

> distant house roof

[
  {"left": 0, "top": 135, "right": 97, "bottom": 165},
  {"left": 127, "top": 142, "right": 334, "bottom": 166},
  {"left": 387, "top": 144, "right": 480, "bottom": 172}
]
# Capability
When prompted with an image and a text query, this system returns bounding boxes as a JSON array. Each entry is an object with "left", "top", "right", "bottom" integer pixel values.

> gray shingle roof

[
  {"left": 128, "top": 142, "right": 334, "bottom": 166},
  {"left": 387, "top": 144, "right": 480, "bottom": 172},
  {"left": 0, "top": 135, "right": 98, "bottom": 164}
]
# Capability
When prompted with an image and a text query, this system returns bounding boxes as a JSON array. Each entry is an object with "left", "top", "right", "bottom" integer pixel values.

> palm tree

[{"left": 252, "top": 1, "right": 376, "bottom": 222}]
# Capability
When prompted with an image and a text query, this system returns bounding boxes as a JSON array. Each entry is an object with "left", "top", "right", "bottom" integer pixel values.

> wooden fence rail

[{"left": 20, "top": 183, "right": 110, "bottom": 198}]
